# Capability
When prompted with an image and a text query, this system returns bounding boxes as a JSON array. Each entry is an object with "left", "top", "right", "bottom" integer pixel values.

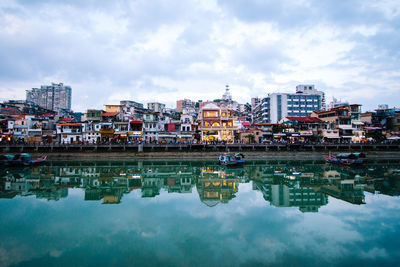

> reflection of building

[
  {"left": 2, "top": 160, "right": 398, "bottom": 208},
  {"left": 196, "top": 167, "right": 239, "bottom": 207},
  {"left": 142, "top": 176, "right": 163, "bottom": 197},
  {"left": 317, "top": 171, "right": 365, "bottom": 205},
  {"left": 254, "top": 183, "right": 327, "bottom": 212}
]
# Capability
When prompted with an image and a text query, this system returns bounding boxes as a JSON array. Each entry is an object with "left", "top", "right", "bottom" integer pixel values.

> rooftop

[{"left": 285, "top": 116, "right": 323, "bottom": 123}]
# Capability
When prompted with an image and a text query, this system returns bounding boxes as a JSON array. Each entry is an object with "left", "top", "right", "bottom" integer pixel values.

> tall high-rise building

[
  {"left": 251, "top": 97, "right": 260, "bottom": 112},
  {"left": 254, "top": 85, "right": 324, "bottom": 123},
  {"left": 26, "top": 83, "right": 72, "bottom": 111}
]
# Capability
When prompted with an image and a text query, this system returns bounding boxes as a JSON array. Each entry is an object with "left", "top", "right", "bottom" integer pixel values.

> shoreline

[{"left": 26, "top": 151, "right": 400, "bottom": 160}]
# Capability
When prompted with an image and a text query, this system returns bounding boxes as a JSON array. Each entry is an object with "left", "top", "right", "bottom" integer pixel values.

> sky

[{"left": 0, "top": 0, "right": 399, "bottom": 112}]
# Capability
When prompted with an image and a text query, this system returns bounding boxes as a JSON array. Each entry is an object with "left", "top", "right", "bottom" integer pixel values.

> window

[{"left": 205, "top": 111, "right": 218, "bottom": 118}]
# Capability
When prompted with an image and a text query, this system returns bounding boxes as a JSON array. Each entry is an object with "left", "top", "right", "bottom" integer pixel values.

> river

[{"left": 1, "top": 159, "right": 399, "bottom": 266}]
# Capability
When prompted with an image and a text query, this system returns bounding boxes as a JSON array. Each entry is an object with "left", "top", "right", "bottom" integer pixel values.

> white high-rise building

[{"left": 255, "top": 85, "right": 324, "bottom": 123}]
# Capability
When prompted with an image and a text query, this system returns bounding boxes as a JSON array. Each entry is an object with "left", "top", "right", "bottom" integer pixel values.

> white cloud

[{"left": 0, "top": 0, "right": 399, "bottom": 111}]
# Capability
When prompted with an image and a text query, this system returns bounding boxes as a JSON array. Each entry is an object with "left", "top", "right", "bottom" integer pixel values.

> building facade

[
  {"left": 198, "top": 103, "right": 238, "bottom": 142},
  {"left": 147, "top": 102, "right": 165, "bottom": 113},
  {"left": 120, "top": 100, "right": 146, "bottom": 120},
  {"left": 256, "top": 85, "right": 323, "bottom": 123},
  {"left": 176, "top": 99, "right": 195, "bottom": 113},
  {"left": 26, "top": 83, "right": 72, "bottom": 111}
]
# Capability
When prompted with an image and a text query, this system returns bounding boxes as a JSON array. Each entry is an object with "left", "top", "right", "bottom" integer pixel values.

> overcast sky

[{"left": 0, "top": 0, "right": 399, "bottom": 112}]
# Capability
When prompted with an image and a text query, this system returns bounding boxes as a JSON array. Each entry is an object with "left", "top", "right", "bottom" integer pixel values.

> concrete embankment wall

[{"left": 1, "top": 144, "right": 400, "bottom": 159}]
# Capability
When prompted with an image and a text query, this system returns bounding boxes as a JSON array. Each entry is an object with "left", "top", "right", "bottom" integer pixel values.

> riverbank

[{"left": 27, "top": 150, "right": 400, "bottom": 160}]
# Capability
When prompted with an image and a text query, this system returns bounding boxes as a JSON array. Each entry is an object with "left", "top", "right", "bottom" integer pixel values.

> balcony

[
  {"left": 14, "top": 125, "right": 28, "bottom": 129},
  {"left": 59, "top": 129, "right": 82, "bottom": 134},
  {"left": 86, "top": 117, "right": 101, "bottom": 121}
]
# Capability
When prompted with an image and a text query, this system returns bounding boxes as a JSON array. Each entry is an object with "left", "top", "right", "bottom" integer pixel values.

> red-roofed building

[
  {"left": 284, "top": 116, "right": 323, "bottom": 123},
  {"left": 101, "top": 112, "right": 122, "bottom": 122},
  {"left": 311, "top": 104, "right": 365, "bottom": 142},
  {"left": 128, "top": 120, "right": 143, "bottom": 140},
  {"left": 241, "top": 121, "right": 251, "bottom": 129},
  {"left": 58, "top": 117, "right": 75, "bottom": 123}
]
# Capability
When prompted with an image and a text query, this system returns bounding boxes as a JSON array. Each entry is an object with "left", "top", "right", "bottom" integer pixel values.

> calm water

[{"left": 1, "top": 159, "right": 400, "bottom": 266}]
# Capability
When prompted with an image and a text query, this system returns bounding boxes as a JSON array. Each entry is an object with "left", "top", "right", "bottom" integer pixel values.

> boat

[
  {"left": 0, "top": 153, "right": 47, "bottom": 167},
  {"left": 325, "top": 152, "right": 366, "bottom": 166},
  {"left": 219, "top": 153, "right": 245, "bottom": 166}
]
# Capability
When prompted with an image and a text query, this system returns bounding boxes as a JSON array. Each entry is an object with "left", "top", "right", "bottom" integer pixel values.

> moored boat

[
  {"left": 0, "top": 153, "right": 47, "bottom": 167},
  {"left": 325, "top": 152, "right": 366, "bottom": 166},
  {"left": 219, "top": 153, "right": 245, "bottom": 166}
]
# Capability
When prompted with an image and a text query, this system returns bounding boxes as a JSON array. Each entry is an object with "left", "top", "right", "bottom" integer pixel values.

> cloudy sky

[{"left": 0, "top": 0, "right": 399, "bottom": 112}]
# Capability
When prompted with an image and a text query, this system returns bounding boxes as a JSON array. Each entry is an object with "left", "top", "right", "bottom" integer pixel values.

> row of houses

[{"left": 1, "top": 84, "right": 399, "bottom": 144}]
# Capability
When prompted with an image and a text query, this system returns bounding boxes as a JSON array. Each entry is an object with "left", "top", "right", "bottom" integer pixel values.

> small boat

[
  {"left": 0, "top": 153, "right": 47, "bottom": 167},
  {"left": 325, "top": 152, "right": 366, "bottom": 166},
  {"left": 219, "top": 153, "right": 245, "bottom": 166}
]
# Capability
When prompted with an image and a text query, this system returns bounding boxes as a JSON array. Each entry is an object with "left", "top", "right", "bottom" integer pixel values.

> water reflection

[{"left": 1, "top": 159, "right": 399, "bottom": 210}]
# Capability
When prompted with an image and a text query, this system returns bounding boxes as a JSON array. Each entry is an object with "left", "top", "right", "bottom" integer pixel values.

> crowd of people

[{"left": 2, "top": 137, "right": 399, "bottom": 146}]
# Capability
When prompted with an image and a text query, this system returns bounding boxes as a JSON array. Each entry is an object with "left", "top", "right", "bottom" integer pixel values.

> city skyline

[{"left": 0, "top": 0, "right": 399, "bottom": 112}]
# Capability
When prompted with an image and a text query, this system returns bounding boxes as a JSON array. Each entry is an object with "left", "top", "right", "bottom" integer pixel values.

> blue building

[{"left": 255, "top": 85, "right": 325, "bottom": 123}]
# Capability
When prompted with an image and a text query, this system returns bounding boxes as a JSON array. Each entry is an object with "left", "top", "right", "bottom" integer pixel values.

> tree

[{"left": 246, "top": 134, "right": 255, "bottom": 144}]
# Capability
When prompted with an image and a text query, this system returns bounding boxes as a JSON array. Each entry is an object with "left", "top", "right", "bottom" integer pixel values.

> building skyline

[{"left": 26, "top": 83, "right": 72, "bottom": 112}]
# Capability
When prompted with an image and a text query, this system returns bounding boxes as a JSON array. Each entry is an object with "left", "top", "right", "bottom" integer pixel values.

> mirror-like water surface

[{"left": 1, "top": 159, "right": 400, "bottom": 266}]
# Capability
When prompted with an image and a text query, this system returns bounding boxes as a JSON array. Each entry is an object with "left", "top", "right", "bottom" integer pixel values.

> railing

[{"left": 1, "top": 143, "right": 399, "bottom": 153}]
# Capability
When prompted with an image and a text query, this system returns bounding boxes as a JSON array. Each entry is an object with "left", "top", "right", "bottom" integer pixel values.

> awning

[
  {"left": 352, "top": 121, "right": 364, "bottom": 125},
  {"left": 291, "top": 134, "right": 300, "bottom": 137},
  {"left": 274, "top": 133, "right": 286, "bottom": 137},
  {"left": 341, "top": 136, "right": 353, "bottom": 138},
  {"left": 158, "top": 134, "right": 177, "bottom": 138},
  {"left": 325, "top": 136, "right": 340, "bottom": 139}
]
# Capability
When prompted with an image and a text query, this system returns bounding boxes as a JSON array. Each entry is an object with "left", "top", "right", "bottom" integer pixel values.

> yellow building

[
  {"left": 104, "top": 104, "right": 122, "bottom": 113},
  {"left": 199, "top": 103, "right": 238, "bottom": 142}
]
